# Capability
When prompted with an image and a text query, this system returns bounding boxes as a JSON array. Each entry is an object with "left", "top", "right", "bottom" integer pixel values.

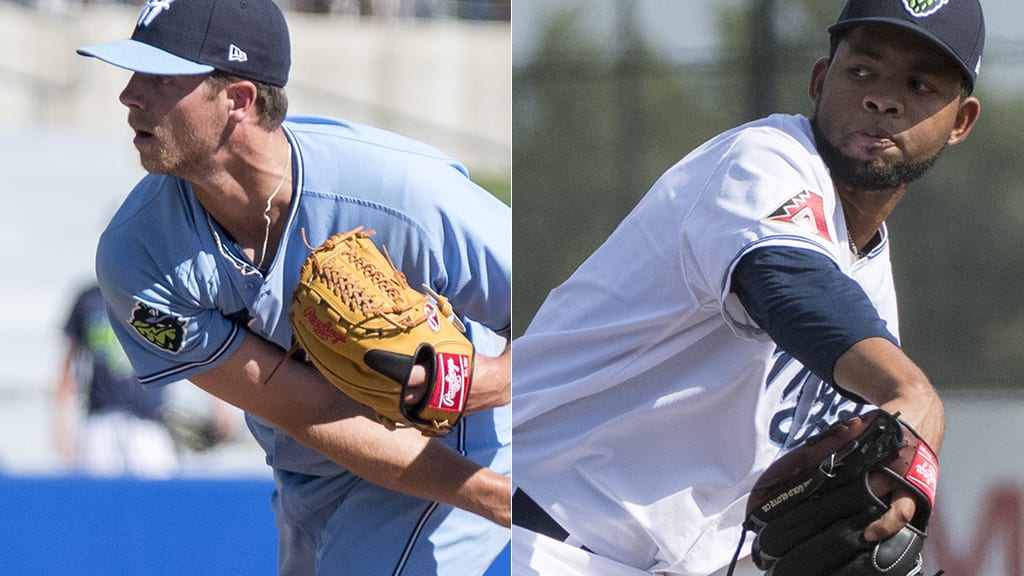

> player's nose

[
  {"left": 862, "top": 91, "right": 903, "bottom": 116},
  {"left": 118, "top": 73, "right": 146, "bottom": 109}
]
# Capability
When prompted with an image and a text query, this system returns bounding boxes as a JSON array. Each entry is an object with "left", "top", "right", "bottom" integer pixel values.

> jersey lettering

[{"left": 766, "top": 348, "right": 869, "bottom": 449}]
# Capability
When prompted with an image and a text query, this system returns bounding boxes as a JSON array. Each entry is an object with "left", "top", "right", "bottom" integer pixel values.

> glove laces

[
  {"left": 305, "top": 227, "right": 428, "bottom": 331},
  {"left": 724, "top": 529, "right": 747, "bottom": 576}
]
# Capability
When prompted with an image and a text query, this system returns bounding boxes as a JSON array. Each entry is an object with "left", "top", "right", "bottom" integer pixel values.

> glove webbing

[
  {"left": 309, "top": 227, "right": 428, "bottom": 330},
  {"left": 316, "top": 261, "right": 421, "bottom": 327}
]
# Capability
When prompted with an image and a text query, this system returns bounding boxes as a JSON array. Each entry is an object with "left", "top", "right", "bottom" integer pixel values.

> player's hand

[
  {"left": 403, "top": 365, "right": 428, "bottom": 406},
  {"left": 865, "top": 472, "right": 917, "bottom": 542},
  {"left": 404, "top": 349, "right": 512, "bottom": 413}
]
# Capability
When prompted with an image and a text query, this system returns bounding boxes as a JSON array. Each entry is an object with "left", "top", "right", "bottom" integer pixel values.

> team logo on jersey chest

[
  {"left": 129, "top": 302, "right": 186, "bottom": 353},
  {"left": 766, "top": 189, "right": 832, "bottom": 242}
]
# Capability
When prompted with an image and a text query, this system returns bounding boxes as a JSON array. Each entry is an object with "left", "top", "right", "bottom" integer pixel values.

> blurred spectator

[
  {"left": 53, "top": 282, "right": 179, "bottom": 478},
  {"left": 281, "top": 0, "right": 509, "bottom": 19},
  {"left": 454, "top": 0, "right": 509, "bottom": 20},
  {"left": 161, "top": 380, "right": 238, "bottom": 456}
]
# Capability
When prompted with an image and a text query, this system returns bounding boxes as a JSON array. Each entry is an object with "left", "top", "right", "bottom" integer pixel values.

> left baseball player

[{"left": 75, "top": 1, "right": 512, "bottom": 575}]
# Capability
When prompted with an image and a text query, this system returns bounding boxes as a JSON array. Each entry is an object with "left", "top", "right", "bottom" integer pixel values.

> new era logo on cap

[
  {"left": 76, "top": 0, "right": 291, "bottom": 87},
  {"left": 229, "top": 44, "right": 248, "bottom": 63}
]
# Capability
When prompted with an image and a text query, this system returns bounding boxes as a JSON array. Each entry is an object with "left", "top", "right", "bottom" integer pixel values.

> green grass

[{"left": 474, "top": 174, "right": 511, "bottom": 206}]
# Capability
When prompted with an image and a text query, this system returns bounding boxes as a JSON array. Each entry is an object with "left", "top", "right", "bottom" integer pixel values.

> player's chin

[
  {"left": 138, "top": 154, "right": 175, "bottom": 175},
  {"left": 132, "top": 136, "right": 154, "bottom": 157}
]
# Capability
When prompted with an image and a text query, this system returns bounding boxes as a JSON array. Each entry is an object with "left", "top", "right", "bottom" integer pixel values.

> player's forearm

[
  {"left": 466, "top": 346, "right": 511, "bottom": 412},
  {"left": 350, "top": 429, "right": 511, "bottom": 526},
  {"left": 191, "top": 334, "right": 511, "bottom": 524},
  {"left": 391, "top": 446, "right": 511, "bottom": 527},
  {"left": 451, "top": 463, "right": 512, "bottom": 527},
  {"left": 833, "top": 336, "right": 945, "bottom": 451},
  {"left": 296, "top": 414, "right": 511, "bottom": 525}
]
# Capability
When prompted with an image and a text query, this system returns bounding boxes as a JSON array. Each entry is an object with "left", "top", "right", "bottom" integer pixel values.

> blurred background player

[{"left": 54, "top": 282, "right": 178, "bottom": 478}]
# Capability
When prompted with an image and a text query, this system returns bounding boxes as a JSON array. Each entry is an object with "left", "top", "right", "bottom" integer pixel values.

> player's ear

[
  {"left": 224, "top": 80, "right": 259, "bottom": 123},
  {"left": 808, "top": 58, "right": 830, "bottom": 107},
  {"left": 947, "top": 95, "right": 981, "bottom": 146}
]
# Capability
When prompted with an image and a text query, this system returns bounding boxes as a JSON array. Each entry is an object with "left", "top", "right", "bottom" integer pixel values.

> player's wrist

[
  {"left": 877, "top": 393, "right": 945, "bottom": 455},
  {"left": 471, "top": 468, "right": 512, "bottom": 527},
  {"left": 464, "top": 351, "right": 511, "bottom": 412}
]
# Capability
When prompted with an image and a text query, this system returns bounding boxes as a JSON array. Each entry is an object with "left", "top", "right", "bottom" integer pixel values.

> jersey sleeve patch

[
  {"left": 765, "top": 189, "right": 832, "bottom": 243},
  {"left": 129, "top": 301, "right": 188, "bottom": 354}
]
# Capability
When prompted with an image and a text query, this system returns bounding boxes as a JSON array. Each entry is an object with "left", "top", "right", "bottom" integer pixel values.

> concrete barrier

[{"left": 0, "top": 2, "right": 510, "bottom": 176}]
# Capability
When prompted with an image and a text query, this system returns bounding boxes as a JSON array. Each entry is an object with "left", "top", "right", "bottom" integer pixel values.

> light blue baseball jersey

[{"left": 96, "top": 115, "right": 511, "bottom": 576}]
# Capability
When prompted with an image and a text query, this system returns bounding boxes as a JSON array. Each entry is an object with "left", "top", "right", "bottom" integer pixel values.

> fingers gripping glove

[
  {"left": 289, "top": 227, "right": 473, "bottom": 436},
  {"left": 734, "top": 409, "right": 940, "bottom": 576}
]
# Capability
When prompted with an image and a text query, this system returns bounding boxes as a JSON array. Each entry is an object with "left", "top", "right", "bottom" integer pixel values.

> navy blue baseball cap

[
  {"left": 829, "top": 0, "right": 985, "bottom": 93},
  {"left": 77, "top": 0, "right": 291, "bottom": 87}
]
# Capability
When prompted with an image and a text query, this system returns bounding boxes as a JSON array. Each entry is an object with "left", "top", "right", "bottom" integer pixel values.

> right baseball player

[{"left": 511, "top": 0, "right": 984, "bottom": 575}]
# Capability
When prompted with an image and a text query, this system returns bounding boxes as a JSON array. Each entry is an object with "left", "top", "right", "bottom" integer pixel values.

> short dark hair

[{"left": 206, "top": 70, "right": 289, "bottom": 131}]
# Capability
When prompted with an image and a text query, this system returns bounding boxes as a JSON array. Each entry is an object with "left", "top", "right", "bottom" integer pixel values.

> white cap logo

[
  {"left": 138, "top": 0, "right": 174, "bottom": 27},
  {"left": 901, "top": 0, "right": 950, "bottom": 18},
  {"left": 228, "top": 44, "right": 248, "bottom": 63}
]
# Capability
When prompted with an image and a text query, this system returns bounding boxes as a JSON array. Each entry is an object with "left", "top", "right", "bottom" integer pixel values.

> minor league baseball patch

[
  {"left": 129, "top": 301, "right": 187, "bottom": 353},
  {"left": 765, "top": 189, "right": 832, "bottom": 242}
]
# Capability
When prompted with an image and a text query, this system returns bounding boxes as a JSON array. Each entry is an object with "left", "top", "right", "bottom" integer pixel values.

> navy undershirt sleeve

[{"left": 731, "top": 246, "right": 898, "bottom": 400}]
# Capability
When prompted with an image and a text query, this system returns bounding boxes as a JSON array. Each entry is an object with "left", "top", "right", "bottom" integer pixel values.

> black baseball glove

[{"left": 731, "top": 409, "right": 941, "bottom": 576}]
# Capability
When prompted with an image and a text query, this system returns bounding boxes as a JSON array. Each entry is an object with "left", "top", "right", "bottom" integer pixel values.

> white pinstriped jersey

[{"left": 512, "top": 114, "right": 888, "bottom": 575}]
